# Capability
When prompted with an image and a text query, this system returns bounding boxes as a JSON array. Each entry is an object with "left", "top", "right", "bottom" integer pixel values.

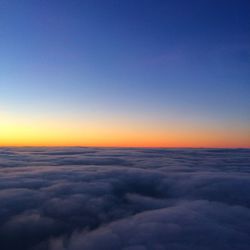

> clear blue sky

[{"left": 1, "top": 0, "right": 250, "bottom": 146}]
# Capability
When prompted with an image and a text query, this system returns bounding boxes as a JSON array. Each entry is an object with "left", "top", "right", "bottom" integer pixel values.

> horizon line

[{"left": 0, "top": 145, "right": 249, "bottom": 149}]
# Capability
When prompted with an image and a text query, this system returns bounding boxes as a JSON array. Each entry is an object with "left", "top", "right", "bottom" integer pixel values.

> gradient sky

[{"left": 1, "top": 0, "right": 250, "bottom": 147}]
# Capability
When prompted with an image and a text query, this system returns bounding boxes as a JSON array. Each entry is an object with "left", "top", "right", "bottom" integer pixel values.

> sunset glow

[{"left": 1, "top": 111, "right": 249, "bottom": 147}]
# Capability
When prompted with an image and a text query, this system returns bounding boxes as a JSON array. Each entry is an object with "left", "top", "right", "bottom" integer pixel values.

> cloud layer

[{"left": 0, "top": 147, "right": 249, "bottom": 250}]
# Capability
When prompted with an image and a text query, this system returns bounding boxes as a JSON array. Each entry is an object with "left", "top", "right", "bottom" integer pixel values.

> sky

[{"left": 1, "top": 0, "right": 250, "bottom": 147}]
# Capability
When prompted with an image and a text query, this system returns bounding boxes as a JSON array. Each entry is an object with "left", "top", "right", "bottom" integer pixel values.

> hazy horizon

[{"left": 1, "top": 145, "right": 250, "bottom": 149}]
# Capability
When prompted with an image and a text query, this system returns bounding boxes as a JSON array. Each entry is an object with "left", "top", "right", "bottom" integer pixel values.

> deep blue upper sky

[{"left": 1, "top": 0, "right": 250, "bottom": 146}]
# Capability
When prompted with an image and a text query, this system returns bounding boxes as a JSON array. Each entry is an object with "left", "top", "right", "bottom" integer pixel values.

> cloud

[
  {"left": 0, "top": 147, "right": 249, "bottom": 250},
  {"left": 63, "top": 200, "right": 250, "bottom": 250}
]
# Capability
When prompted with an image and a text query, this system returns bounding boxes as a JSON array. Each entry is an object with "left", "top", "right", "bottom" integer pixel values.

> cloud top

[{"left": 0, "top": 147, "right": 249, "bottom": 250}]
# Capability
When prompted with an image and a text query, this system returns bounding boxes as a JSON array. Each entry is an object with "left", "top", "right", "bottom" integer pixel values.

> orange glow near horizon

[{"left": 1, "top": 112, "right": 249, "bottom": 148}]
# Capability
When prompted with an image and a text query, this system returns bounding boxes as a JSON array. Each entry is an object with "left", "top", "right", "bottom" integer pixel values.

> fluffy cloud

[{"left": 0, "top": 147, "right": 249, "bottom": 250}]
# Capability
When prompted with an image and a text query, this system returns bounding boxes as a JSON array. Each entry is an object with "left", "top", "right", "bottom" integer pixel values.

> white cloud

[{"left": 0, "top": 147, "right": 249, "bottom": 250}]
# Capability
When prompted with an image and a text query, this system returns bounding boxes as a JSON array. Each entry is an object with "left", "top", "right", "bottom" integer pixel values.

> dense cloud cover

[{"left": 0, "top": 147, "right": 250, "bottom": 250}]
